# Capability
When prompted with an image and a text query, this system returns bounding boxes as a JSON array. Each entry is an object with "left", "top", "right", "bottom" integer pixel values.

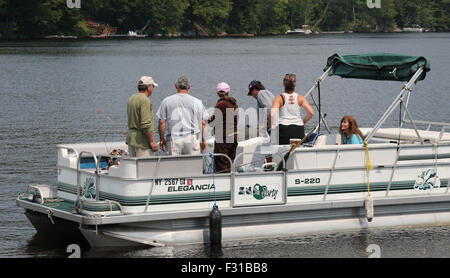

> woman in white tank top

[{"left": 270, "top": 73, "right": 314, "bottom": 145}]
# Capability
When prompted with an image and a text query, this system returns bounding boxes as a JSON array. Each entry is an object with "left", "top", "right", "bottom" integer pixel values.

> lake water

[{"left": 1, "top": 33, "right": 449, "bottom": 258}]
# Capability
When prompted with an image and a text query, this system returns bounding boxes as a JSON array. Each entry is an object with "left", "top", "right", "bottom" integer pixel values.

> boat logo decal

[
  {"left": 239, "top": 184, "right": 278, "bottom": 200},
  {"left": 414, "top": 169, "right": 440, "bottom": 191},
  {"left": 81, "top": 177, "right": 96, "bottom": 199}
]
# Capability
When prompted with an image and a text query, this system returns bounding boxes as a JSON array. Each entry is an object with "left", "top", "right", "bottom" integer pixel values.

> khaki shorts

[
  {"left": 167, "top": 134, "right": 201, "bottom": 155},
  {"left": 128, "top": 145, "right": 153, "bottom": 158}
]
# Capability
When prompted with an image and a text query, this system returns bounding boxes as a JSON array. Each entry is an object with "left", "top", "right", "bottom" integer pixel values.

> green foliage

[
  {"left": 226, "top": 0, "right": 260, "bottom": 34},
  {"left": 183, "top": 0, "right": 233, "bottom": 34},
  {"left": 0, "top": 0, "right": 449, "bottom": 39},
  {"left": 0, "top": 0, "right": 82, "bottom": 38}
]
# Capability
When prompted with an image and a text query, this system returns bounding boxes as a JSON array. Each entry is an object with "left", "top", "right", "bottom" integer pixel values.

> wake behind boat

[{"left": 17, "top": 54, "right": 450, "bottom": 247}]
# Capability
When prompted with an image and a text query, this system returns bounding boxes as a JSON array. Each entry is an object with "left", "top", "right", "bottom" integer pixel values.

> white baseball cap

[{"left": 139, "top": 76, "right": 158, "bottom": 87}]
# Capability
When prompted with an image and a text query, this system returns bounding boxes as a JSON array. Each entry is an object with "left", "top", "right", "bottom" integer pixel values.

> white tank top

[{"left": 279, "top": 92, "right": 304, "bottom": 126}]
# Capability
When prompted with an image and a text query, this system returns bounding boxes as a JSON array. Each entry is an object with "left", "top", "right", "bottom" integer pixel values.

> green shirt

[{"left": 126, "top": 93, "right": 154, "bottom": 149}]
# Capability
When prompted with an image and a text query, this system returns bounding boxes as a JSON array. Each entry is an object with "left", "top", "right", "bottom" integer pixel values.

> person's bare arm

[
  {"left": 145, "top": 131, "right": 158, "bottom": 152},
  {"left": 299, "top": 95, "right": 314, "bottom": 124},
  {"left": 269, "top": 95, "right": 282, "bottom": 129},
  {"left": 158, "top": 119, "right": 166, "bottom": 152},
  {"left": 200, "top": 119, "right": 207, "bottom": 152}
]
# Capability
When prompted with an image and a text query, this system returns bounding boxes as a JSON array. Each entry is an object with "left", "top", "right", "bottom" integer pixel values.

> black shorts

[{"left": 279, "top": 124, "right": 305, "bottom": 145}]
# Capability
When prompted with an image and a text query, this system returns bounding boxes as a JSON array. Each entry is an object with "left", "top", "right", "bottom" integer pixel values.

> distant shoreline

[{"left": 1, "top": 31, "right": 448, "bottom": 41}]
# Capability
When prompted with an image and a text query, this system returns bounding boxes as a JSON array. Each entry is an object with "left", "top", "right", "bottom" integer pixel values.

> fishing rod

[{"left": 97, "top": 109, "right": 127, "bottom": 138}]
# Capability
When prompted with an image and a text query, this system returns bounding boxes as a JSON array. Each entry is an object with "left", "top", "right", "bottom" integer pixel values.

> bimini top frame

[{"left": 304, "top": 53, "right": 433, "bottom": 144}]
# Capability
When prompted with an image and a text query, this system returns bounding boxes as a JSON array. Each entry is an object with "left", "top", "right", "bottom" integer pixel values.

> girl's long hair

[{"left": 339, "top": 115, "right": 365, "bottom": 143}]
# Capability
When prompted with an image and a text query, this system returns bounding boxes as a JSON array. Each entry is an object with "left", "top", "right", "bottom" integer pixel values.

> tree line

[{"left": 1, "top": 0, "right": 449, "bottom": 39}]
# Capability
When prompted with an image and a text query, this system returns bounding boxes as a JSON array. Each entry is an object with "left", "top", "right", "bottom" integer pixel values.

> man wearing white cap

[
  {"left": 126, "top": 76, "right": 159, "bottom": 157},
  {"left": 207, "top": 82, "right": 239, "bottom": 173}
]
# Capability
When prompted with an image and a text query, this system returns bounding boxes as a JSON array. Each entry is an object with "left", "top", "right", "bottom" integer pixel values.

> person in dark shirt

[
  {"left": 248, "top": 80, "right": 275, "bottom": 136},
  {"left": 208, "top": 82, "right": 239, "bottom": 173}
]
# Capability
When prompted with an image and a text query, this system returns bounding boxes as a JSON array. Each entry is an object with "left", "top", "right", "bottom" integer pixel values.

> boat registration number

[
  {"left": 154, "top": 178, "right": 191, "bottom": 186},
  {"left": 295, "top": 178, "right": 321, "bottom": 184}
]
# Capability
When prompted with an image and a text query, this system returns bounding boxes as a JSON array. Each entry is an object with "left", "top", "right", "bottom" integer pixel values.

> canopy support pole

[
  {"left": 400, "top": 97, "right": 424, "bottom": 144},
  {"left": 400, "top": 90, "right": 411, "bottom": 128},
  {"left": 365, "top": 67, "right": 424, "bottom": 142},
  {"left": 305, "top": 67, "right": 332, "bottom": 134}
]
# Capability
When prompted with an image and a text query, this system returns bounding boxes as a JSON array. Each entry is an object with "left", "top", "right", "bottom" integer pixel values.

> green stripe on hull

[
  {"left": 399, "top": 153, "right": 450, "bottom": 161},
  {"left": 57, "top": 182, "right": 229, "bottom": 206},
  {"left": 57, "top": 179, "right": 449, "bottom": 206},
  {"left": 100, "top": 192, "right": 230, "bottom": 206},
  {"left": 288, "top": 180, "right": 422, "bottom": 196},
  {"left": 57, "top": 182, "right": 77, "bottom": 195}
]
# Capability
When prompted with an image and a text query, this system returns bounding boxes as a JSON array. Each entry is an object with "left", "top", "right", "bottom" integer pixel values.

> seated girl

[{"left": 339, "top": 115, "right": 364, "bottom": 144}]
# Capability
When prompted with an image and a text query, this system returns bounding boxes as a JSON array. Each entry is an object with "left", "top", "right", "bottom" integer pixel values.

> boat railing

[
  {"left": 231, "top": 151, "right": 287, "bottom": 207},
  {"left": 323, "top": 148, "right": 340, "bottom": 200},
  {"left": 292, "top": 142, "right": 450, "bottom": 199},
  {"left": 70, "top": 142, "right": 450, "bottom": 210},
  {"left": 94, "top": 153, "right": 122, "bottom": 200},
  {"left": 78, "top": 198, "right": 124, "bottom": 215},
  {"left": 76, "top": 151, "right": 99, "bottom": 203},
  {"left": 386, "top": 142, "right": 450, "bottom": 195},
  {"left": 318, "top": 145, "right": 378, "bottom": 200},
  {"left": 232, "top": 151, "right": 285, "bottom": 173},
  {"left": 143, "top": 153, "right": 233, "bottom": 212},
  {"left": 141, "top": 151, "right": 285, "bottom": 211},
  {"left": 203, "top": 153, "right": 234, "bottom": 174},
  {"left": 402, "top": 119, "right": 450, "bottom": 143}
]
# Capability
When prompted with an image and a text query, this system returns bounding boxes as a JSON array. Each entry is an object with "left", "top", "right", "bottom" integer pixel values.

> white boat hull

[{"left": 17, "top": 134, "right": 450, "bottom": 247}]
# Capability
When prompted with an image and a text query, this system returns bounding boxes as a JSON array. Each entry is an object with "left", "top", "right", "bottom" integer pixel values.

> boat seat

[
  {"left": 288, "top": 143, "right": 398, "bottom": 170},
  {"left": 360, "top": 127, "right": 450, "bottom": 143},
  {"left": 57, "top": 142, "right": 128, "bottom": 169},
  {"left": 314, "top": 134, "right": 327, "bottom": 146},
  {"left": 326, "top": 134, "right": 341, "bottom": 145}
]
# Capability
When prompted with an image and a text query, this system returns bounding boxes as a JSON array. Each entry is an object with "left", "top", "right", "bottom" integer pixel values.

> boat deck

[
  {"left": 40, "top": 198, "right": 74, "bottom": 212},
  {"left": 19, "top": 196, "right": 75, "bottom": 214}
]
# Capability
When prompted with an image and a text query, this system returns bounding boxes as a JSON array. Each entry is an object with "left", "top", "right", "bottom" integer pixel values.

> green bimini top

[{"left": 326, "top": 53, "right": 431, "bottom": 81}]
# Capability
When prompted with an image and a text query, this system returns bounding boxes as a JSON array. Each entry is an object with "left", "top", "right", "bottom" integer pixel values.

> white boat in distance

[
  {"left": 17, "top": 53, "right": 450, "bottom": 247},
  {"left": 286, "top": 25, "right": 312, "bottom": 35},
  {"left": 127, "top": 30, "right": 148, "bottom": 38},
  {"left": 402, "top": 24, "right": 425, "bottom": 32}
]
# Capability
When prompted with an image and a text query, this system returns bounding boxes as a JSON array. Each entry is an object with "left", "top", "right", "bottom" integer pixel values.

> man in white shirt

[{"left": 156, "top": 75, "right": 208, "bottom": 155}]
